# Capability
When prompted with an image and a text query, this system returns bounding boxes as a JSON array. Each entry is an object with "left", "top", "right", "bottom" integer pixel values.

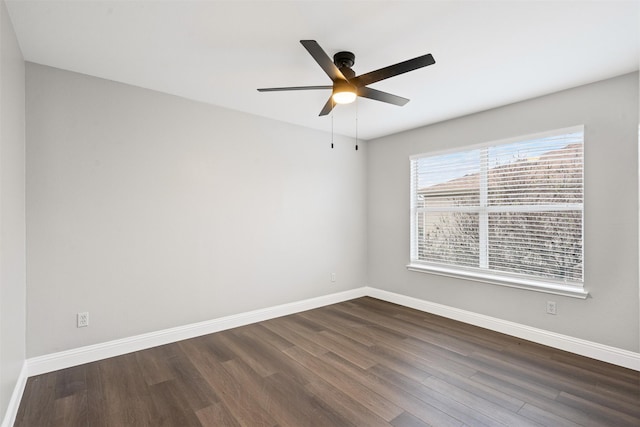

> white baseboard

[
  {"left": 27, "top": 287, "right": 367, "bottom": 376},
  {"left": 1, "top": 361, "right": 27, "bottom": 427},
  {"left": 7, "top": 285, "right": 637, "bottom": 426},
  {"left": 366, "top": 287, "right": 640, "bottom": 371}
]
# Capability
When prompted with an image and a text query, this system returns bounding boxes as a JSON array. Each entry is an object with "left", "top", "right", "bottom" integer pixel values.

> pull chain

[
  {"left": 355, "top": 97, "right": 359, "bottom": 151},
  {"left": 331, "top": 98, "right": 335, "bottom": 149}
]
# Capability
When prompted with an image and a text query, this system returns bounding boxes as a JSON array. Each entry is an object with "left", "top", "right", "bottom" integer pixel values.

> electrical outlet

[
  {"left": 330, "top": 273, "right": 336, "bottom": 282},
  {"left": 77, "top": 312, "right": 89, "bottom": 328},
  {"left": 546, "top": 301, "right": 557, "bottom": 315}
]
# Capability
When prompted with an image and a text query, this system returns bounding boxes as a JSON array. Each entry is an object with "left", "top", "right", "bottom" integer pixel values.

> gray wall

[
  {"left": 367, "top": 72, "right": 639, "bottom": 352},
  {"left": 0, "top": 0, "right": 26, "bottom": 419},
  {"left": 19, "top": 59, "right": 640, "bottom": 360},
  {"left": 26, "top": 63, "right": 367, "bottom": 357}
]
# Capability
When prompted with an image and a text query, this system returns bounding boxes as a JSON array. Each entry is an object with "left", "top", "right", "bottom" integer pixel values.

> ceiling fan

[{"left": 258, "top": 40, "right": 436, "bottom": 116}]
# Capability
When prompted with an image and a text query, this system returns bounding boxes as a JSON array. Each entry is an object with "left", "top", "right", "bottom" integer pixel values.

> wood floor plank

[
  {"left": 262, "top": 317, "right": 329, "bottom": 356},
  {"left": 425, "top": 369, "right": 525, "bottom": 413},
  {"left": 299, "top": 307, "right": 378, "bottom": 347},
  {"left": 395, "top": 337, "right": 479, "bottom": 377},
  {"left": 421, "top": 376, "right": 541, "bottom": 427},
  {"left": 218, "top": 358, "right": 294, "bottom": 425},
  {"left": 556, "top": 391, "right": 640, "bottom": 427},
  {"left": 134, "top": 344, "right": 177, "bottom": 386},
  {"left": 195, "top": 402, "right": 240, "bottom": 427},
  {"left": 393, "top": 313, "right": 507, "bottom": 353},
  {"left": 288, "top": 313, "right": 326, "bottom": 332},
  {"left": 366, "top": 363, "right": 501, "bottom": 427},
  {"left": 52, "top": 392, "right": 87, "bottom": 427},
  {"left": 554, "top": 377, "right": 640, "bottom": 419},
  {"left": 262, "top": 371, "right": 354, "bottom": 427},
  {"left": 517, "top": 403, "right": 583, "bottom": 427},
  {"left": 320, "top": 351, "right": 465, "bottom": 427},
  {"left": 469, "top": 367, "right": 561, "bottom": 401},
  {"left": 390, "top": 411, "right": 433, "bottom": 427},
  {"left": 14, "top": 297, "right": 640, "bottom": 426},
  {"left": 498, "top": 341, "right": 640, "bottom": 400},
  {"left": 469, "top": 346, "right": 640, "bottom": 415},
  {"left": 304, "top": 379, "right": 393, "bottom": 427},
  {"left": 179, "top": 339, "right": 278, "bottom": 427},
  {"left": 84, "top": 361, "right": 110, "bottom": 427},
  {"left": 148, "top": 379, "right": 202, "bottom": 426},
  {"left": 370, "top": 342, "right": 468, "bottom": 383},
  {"left": 469, "top": 350, "right": 569, "bottom": 391},
  {"left": 54, "top": 365, "right": 86, "bottom": 399},
  {"left": 214, "top": 331, "right": 278, "bottom": 377},
  {"left": 550, "top": 350, "right": 640, "bottom": 383},
  {"left": 87, "top": 355, "right": 158, "bottom": 426},
  {"left": 284, "top": 346, "right": 405, "bottom": 422},
  {"left": 231, "top": 322, "right": 319, "bottom": 387},
  {"left": 469, "top": 370, "right": 614, "bottom": 427},
  {"left": 163, "top": 345, "right": 221, "bottom": 412},
  {"left": 194, "top": 332, "right": 236, "bottom": 363},
  {"left": 15, "top": 372, "right": 57, "bottom": 427},
  {"left": 341, "top": 300, "right": 480, "bottom": 357},
  {"left": 314, "top": 329, "right": 379, "bottom": 369},
  {"left": 236, "top": 322, "right": 295, "bottom": 351},
  {"left": 330, "top": 304, "right": 414, "bottom": 345}
]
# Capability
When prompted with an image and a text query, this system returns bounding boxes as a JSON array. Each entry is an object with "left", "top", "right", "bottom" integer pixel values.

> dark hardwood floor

[{"left": 14, "top": 297, "right": 640, "bottom": 426}]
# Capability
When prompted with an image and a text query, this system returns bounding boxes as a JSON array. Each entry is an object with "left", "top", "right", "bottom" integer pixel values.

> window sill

[{"left": 406, "top": 263, "right": 588, "bottom": 299}]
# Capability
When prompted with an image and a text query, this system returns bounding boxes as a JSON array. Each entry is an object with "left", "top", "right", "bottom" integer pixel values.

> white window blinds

[{"left": 410, "top": 127, "right": 584, "bottom": 287}]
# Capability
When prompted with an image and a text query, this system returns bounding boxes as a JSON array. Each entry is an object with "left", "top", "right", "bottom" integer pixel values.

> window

[{"left": 409, "top": 127, "right": 586, "bottom": 298}]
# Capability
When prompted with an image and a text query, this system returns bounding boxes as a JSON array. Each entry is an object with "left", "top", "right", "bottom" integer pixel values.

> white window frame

[{"left": 407, "top": 126, "right": 588, "bottom": 299}]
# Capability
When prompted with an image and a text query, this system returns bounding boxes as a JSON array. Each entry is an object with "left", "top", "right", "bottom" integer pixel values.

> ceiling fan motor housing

[{"left": 334, "top": 51, "right": 356, "bottom": 79}]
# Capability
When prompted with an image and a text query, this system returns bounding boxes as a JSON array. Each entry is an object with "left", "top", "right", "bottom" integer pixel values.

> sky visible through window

[{"left": 417, "top": 132, "right": 582, "bottom": 189}]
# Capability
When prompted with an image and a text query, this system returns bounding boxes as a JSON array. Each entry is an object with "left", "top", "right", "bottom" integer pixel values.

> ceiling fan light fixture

[
  {"left": 332, "top": 90, "right": 357, "bottom": 104},
  {"left": 332, "top": 80, "right": 357, "bottom": 104}
]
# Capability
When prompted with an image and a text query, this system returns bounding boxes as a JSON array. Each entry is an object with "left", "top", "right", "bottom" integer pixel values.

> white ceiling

[{"left": 6, "top": 0, "right": 640, "bottom": 140}]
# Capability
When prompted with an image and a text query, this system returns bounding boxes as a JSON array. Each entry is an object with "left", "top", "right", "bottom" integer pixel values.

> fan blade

[
  {"left": 358, "top": 87, "right": 409, "bottom": 106},
  {"left": 258, "top": 85, "right": 332, "bottom": 92},
  {"left": 351, "top": 53, "right": 435, "bottom": 87},
  {"left": 300, "top": 40, "right": 347, "bottom": 82},
  {"left": 319, "top": 96, "right": 335, "bottom": 116}
]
